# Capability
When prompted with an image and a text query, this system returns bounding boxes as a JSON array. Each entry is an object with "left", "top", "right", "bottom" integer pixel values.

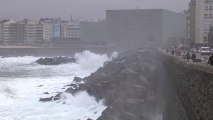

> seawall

[{"left": 162, "top": 54, "right": 213, "bottom": 120}]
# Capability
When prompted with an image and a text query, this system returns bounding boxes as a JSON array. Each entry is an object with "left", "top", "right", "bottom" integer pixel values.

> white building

[
  {"left": 0, "top": 20, "right": 16, "bottom": 44},
  {"left": 61, "top": 21, "right": 80, "bottom": 39},
  {"left": 41, "top": 22, "right": 53, "bottom": 42},
  {"left": 23, "top": 19, "right": 43, "bottom": 44},
  {"left": 189, "top": 0, "right": 213, "bottom": 46}
]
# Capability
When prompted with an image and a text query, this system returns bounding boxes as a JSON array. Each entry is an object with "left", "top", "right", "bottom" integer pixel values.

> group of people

[
  {"left": 167, "top": 48, "right": 213, "bottom": 66},
  {"left": 185, "top": 52, "right": 213, "bottom": 66},
  {"left": 186, "top": 52, "right": 196, "bottom": 63}
]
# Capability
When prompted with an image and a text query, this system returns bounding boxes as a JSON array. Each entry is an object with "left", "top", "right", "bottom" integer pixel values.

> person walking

[
  {"left": 191, "top": 52, "right": 196, "bottom": 63},
  {"left": 208, "top": 53, "right": 213, "bottom": 66},
  {"left": 186, "top": 52, "right": 190, "bottom": 61}
]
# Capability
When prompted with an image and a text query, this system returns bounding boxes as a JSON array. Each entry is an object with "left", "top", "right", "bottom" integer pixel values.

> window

[
  {"left": 204, "top": 14, "right": 209, "bottom": 18},
  {"left": 209, "top": 6, "right": 213, "bottom": 10},
  {"left": 209, "top": 13, "right": 212, "bottom": 18},
  {"left": 205, "top": 6, "right": 209, "bottom": 10}
]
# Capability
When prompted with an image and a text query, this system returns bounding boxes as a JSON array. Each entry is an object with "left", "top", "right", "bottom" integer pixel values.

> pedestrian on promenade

[
  {"left": 186, "top": 52, "right": 190, "bottom": 61},
  {"left": 208, "top": 53, "right": 213, "bottom": 66},
  {"left": 191, "top": 52, "right": 196, "bottom": 63},
  {"left": 171, "top": 50, "right": 175, "bottom": 55},
  {"left": 166, "top": 49, "right": 169, "bottom": 53}
]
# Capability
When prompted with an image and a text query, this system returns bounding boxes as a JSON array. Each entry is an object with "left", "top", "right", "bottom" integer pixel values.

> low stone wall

[{"left": 163, "top": 54, "right": 213, "bottom": 120}]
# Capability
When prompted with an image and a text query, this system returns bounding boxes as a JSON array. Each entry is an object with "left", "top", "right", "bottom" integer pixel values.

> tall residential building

[
  {"left": 53, "top": 19, "right": 61, "bottom": 38},
  {"left": 0, "top": 20, "right": 25, "bottom": 45},
  {"left": 0, "top": 20, "right": 18, "bottom": 44},
  {"left": 189, "top": 0, "right": 213, "bottom": 47},
  {"left": 40, "top": 19, "right": 54, "bottom": 42},
  {"left": 42, "top": 22, "right": 53, "bottom": 42},
  {"left": 106, "top": 9, "right": 186, "bottom": 49},
  {"left": 2, "top": 20, "right": 16, "bottom": 44},
  {"left": 23, "top": 19, "right": 43, "bottom": 44},
  {"left": 66, "top": 21, "right": 80, "bottom": 38},
  {"left": 61, "top": 21, "right": 80, "bottom": 39},
  {"left": 189, "top": 0, "right": 196, "bottom": 46}
]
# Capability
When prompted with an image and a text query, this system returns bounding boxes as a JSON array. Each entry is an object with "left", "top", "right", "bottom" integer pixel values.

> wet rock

[
  {"left": 73, "top": 77, "right": 84, "bottom": 83},
  {"left": 65, "top": 83, "right": 86, "bottom": 95},
  {"left": 39, "top": 93, "right": 62, "bottom": 102},
  {"left": 36, "top": 56, "right": 76, "bottom": 65},
  {"left": 38, "top": 85, "right": 44, "bottom": 87},
  {"left": 40, "top": 50, "right": 159, "bottom": 120},
  {"left": 43, "top": 92, "right": 49, "bottom": 94},
  {"left": 79, "top": 50, "right": 159, "bottom": 120},
  {"left": 39, "top": 96, "right": 53, "bottom": 102}
]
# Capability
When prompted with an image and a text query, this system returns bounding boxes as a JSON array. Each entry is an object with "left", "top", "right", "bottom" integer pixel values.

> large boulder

[{"left": 36, "top": 56, "right": 76, "bottom": 65}]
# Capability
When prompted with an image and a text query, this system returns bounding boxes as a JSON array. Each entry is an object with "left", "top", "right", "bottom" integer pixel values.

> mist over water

[{"left": 0, "top": 51, "right": 112, "bottom": 120}]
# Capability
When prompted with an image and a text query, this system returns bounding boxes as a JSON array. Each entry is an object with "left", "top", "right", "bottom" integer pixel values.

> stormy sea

[{"left": 0, "top": 51, "right": 112, "bottom": 120}]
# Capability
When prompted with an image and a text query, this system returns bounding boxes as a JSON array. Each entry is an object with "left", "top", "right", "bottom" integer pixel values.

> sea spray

[{"left": 0, "top": 50, "right": 111, "bottom": 120}]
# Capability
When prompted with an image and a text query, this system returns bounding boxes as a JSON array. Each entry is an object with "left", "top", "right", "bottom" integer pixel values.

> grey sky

[{"left": 0, "top": 0, "right": 190, "bottom": 20}]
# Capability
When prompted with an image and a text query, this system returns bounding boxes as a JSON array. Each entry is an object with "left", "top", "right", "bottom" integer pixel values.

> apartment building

[
  {"left": 189, "top": 0, "right": 213, "bottom": 46},
  {"left": 61, "top": 21, "right": 80, "bottom": 39},
  {"left": 23, "top": 19, "right": 43, "bottom": 44},
  {"left": 40, "top": 19, "right": 54, "bottom": 42}
]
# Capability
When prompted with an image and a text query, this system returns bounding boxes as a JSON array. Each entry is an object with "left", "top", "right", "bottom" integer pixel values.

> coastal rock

[
  {"left": 43, "top": 92, "right": 49, "bottom": 94},
  {"left": 36, "top": 56, "right": 76, "bottom": 65},
  {"left": 73, "top": 77, "right": 84, "bottom": 83},
  {"left": 39, "top": 93, "right": 62, "bottom": 102},
  {"left": 69, "top": 50, "right": 158, "bottom": 120},
  {"left": 40, "top": 50, "right": 159, "bottom": 120}
]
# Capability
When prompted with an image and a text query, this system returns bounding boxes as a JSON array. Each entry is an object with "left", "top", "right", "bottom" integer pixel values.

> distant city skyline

[{"left": 0, "top": 0, "right": 190, "bottom": 20}]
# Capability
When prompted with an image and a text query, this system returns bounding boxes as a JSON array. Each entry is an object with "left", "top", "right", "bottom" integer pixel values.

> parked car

[
  {"left": 199, "top": 47, "right": 211, "bottom": 56},
  {"left": 190, "top": 48, "right": 199, "bottom": 53}
]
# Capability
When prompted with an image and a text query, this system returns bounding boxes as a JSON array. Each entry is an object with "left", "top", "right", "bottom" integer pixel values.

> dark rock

[
  {"left": 38, "top": 85, "right": 44, "bottom": 87},
  {"left": 39, "top": 96, "right": 53, "bottom": 102},
  {"left": 65, "top": 84, "right": 86, "bottom": 95},
  {"left": 39, "top": 93, "right": 62, "bottom": 102},
  {"left": 39, "top": 50, "right": 160, "bottom": 120},
  {"left": 73, "top": 77, "right": 84, "bottom": 83},
  {"left": 36, "top": 56, "right": 76, "bottom": 65},
  {"left": 43, "top": 92, "right": 49, "bottom": 94}
]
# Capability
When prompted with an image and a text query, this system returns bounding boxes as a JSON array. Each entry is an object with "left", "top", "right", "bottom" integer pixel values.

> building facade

[
  {"left": 23, "top": 19, "right": 43, "bottom": 44},
  {"left": 61, "top": 21, "right": 80, "bottom": 39},
  {"left": 40, "top": 21, "right": 54, "bottom": 42},
  {"left": 53, "top": 19, "right": 61, "bottom": 38},
  {"left": 189, "top": 0, "right": 213, "bottom": 47},
  {"left": 0, "top": 20, "right": 25, "bottom": 45}
]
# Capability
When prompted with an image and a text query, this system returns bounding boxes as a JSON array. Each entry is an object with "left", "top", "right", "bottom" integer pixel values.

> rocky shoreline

[
  {"left": 36, "top": 56, "right": 76, "bottom": 65},
  {"left": 40, "top": 50, "right": 160, "bottom": 120}
]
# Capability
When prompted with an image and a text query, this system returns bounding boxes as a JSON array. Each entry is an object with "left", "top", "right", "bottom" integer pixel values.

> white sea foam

[{"left": 0, "top": 51, "right": 112, "bottom": 120}]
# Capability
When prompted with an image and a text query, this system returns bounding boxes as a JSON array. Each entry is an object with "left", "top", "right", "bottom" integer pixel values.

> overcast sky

[{"left": 0, "top": 0, "right": 190, "bottom": 20}]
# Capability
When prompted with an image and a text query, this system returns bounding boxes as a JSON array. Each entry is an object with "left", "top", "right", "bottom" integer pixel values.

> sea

[{"left": 0, "top": 50, "right": 115, "bottom": 120}]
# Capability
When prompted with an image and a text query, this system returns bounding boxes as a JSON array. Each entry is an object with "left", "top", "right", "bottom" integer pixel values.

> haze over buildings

[
  {"left": 0, "top": 0, "right": 189, "bottom": 20},
  {"left": 106, "top": 9, "right": 187, "bottom": 49}
]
